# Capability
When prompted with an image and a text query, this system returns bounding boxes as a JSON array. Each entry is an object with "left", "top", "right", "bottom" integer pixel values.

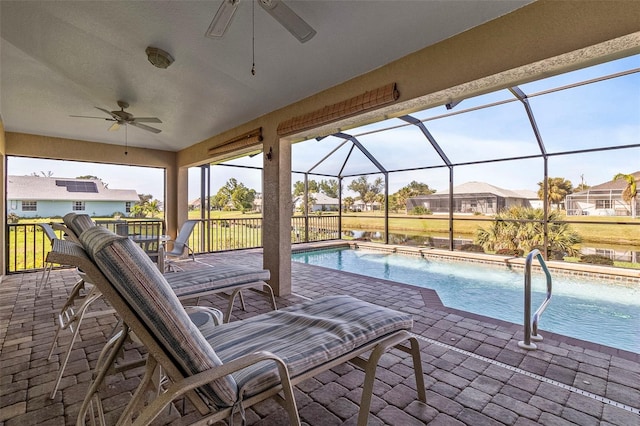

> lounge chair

[
  {"left": 48, "top": 226, "right": 426, "bottom": 425},
  {"left": 163, "top": 219, "right": 198, "bottom": 271},
  {"left": 46, "top": 214, "right": 276, "bottom": 398}
]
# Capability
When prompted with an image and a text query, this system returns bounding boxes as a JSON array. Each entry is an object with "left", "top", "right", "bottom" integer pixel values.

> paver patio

[{"left": 1, "top": 248, "right": 638, "bottom": 425}]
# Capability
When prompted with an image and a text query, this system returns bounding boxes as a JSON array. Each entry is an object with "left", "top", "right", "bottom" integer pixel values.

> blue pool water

[{"left": 292, "top": 248, "right": 640, "bottom": 353}]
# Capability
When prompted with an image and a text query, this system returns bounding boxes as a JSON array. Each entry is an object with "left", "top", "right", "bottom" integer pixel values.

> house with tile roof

[
  {"left": 293, "top": 192, "right": 340, "bottom": 212},
  {"left": 7, "top": 176, "right": 140, "bottom": 218},
  {"left": 565, "top": 171, "right": 640, "bottom": 217},
  {"left": 406, "top": 181, "right": 540, "bottom": 215}
]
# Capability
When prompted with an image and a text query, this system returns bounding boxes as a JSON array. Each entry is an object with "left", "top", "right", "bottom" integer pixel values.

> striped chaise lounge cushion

[
  {"left": 164, "top": 266, "right": 270, "bottom": 298},
  {"left": 200, "top": 294, "right": 413, "bottom": 400},
  {"left": 79, "top": 226, "right": 239, "bottom": 408},
  {"left": 63, "top": 212, "right": 96, "bottom": 236}
]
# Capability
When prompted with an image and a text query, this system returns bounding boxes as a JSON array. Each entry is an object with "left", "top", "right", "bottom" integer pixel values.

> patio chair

[
  {"left": 35, "top": 223, "right": 59, "bottom": 297},
  {"left": 163, "top": 220, "right": 198, "bottom": 271},
  {"left": 50, "top": 226, "right": 425, "bottom": 426}
]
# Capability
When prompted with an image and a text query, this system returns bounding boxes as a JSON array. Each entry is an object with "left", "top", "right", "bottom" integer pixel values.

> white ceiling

[{"left": 1, "top": 0, "right": 532, "bottom": 152}]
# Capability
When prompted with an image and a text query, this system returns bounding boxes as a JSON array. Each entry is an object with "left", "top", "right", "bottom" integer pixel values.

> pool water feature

[{"left": 292, "top": 248, "right": 640, "bottom": 353}]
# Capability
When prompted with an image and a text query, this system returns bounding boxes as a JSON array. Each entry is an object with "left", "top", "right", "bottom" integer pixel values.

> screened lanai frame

[{"left": 204, "top": 56, "right": 639, "bottom": 262}]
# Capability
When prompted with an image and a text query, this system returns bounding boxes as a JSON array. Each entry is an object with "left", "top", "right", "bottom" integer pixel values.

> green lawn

[{"left": 339, "top": 212, "right": 640, "bottom": 246}]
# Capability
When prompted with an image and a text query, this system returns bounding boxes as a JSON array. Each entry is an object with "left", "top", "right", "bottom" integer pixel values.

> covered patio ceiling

[{"left": 0, "top": 1, "right": 534, "bottom": 152}]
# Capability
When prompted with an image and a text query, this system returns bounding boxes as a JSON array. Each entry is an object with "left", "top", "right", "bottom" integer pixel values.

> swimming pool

[{"left": 292, "top": 248, "right": 640, "bottom": 353}]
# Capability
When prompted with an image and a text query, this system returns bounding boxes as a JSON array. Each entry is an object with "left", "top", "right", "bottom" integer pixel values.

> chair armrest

[{"left": 132, "top": 351, "right": 294, "bottom": 426}]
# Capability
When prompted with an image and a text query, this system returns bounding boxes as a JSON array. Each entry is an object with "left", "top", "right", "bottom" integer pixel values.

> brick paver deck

[{"left": 1, "top": 249, "right": 638, "bottom": 425}]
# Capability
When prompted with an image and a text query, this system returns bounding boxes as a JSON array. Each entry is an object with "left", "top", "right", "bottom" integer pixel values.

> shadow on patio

[{"left": 1, "top": 249, "right": 638, "bottom": 425}]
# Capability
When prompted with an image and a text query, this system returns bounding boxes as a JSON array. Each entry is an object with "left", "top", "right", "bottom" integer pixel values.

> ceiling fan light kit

[{"left": 145, "top": 46, "right": 174, "bottom": 69}]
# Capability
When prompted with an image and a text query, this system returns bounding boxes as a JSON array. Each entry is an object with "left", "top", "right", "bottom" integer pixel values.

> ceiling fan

[
  {"left": 70, "top": 100, "right": 162, "bottom": 134},
  {"left": 206, "top": 0, "right": 316, "bottom": 43}
]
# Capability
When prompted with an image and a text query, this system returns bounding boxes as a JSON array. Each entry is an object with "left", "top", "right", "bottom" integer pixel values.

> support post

[{"left": 263, "top": 131, "right": 292, "bottom": 296}]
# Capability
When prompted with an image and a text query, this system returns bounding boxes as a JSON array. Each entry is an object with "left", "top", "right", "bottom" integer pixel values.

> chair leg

[
  {"left": 356, "top": 332, "right": 424, "bottom": 426},
  {"left": 36, "top": 262, "right": 53, "bottom": 297},
  {"left": 48, "top": 278, "right": 86, "bottom": 361},
  {"left": 117, "top": 356, "right": 161, "bottom": 424},
  {"left": 50, "top": 288, "right": 104, "bottom": 399},
  {"left": 76, "top": 326, "right": 130, "bottom": 426},
  {"left": 408, "top": 336, "right": 427, "bottom": 403},
  {"left": 224, "top": 289, "right": 242, "bottom": 323}
]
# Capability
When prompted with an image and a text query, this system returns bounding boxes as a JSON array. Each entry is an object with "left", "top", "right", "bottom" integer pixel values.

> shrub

[
  {"left": 531, "top": 246, "right": 566, "bottom": 261},
  {"left": 496, "top": 248, "right": 524, "bottom": 257},
  {"left": 410, "top": 206, "right": 432, "bottom": 215},
  {"left": 580, "top": 254, "right": 614, "bottom": 266},
  {"left": 7, "top": 213, "right": 20, "bottom": 224},
  {"left": 459, "top": 244, "right": 485, "bottom": 253}
]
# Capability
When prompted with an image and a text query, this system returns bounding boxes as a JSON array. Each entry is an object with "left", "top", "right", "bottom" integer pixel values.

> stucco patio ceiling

[{"left": 0, "top": 0, "right": 532, "bottom": 152}]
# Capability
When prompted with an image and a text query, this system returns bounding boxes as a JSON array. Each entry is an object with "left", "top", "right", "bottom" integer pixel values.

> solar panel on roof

[{"left": 55, "top": 180, "right": 98, "bottom": 193}]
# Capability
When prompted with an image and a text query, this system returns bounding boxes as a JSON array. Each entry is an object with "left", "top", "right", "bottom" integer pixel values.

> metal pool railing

[{"left": 518, "top": 249, "right": 553, "bottom": 351}]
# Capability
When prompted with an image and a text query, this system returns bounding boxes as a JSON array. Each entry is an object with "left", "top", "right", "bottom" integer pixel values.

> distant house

[
  {"left": 352, "top": 199, "right": 382, "bottom": 212},
  {"left": 188, "top": 197, "right": 202, "bottom": 211},
  {"left": 253, "top": 193, "right": 263, "bottom": 213},
  {"left": 406, "top": 181, "right": 539, "bottom": 214},
  {"left": 565, "top": 171, "right": 640, "bottom": 216},
  {"left": 7, "top": 176, "right": 139, "bottom": 218},
  {"left": 294, "top": 192, "right": 340, "bottom": 212}
]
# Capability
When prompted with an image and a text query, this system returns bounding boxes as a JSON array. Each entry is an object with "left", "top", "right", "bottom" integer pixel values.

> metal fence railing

[
  {"left": 6, "top": 216, "right": 341, "bottom": 273},
  {"left": 6, "top": 220, "right": 164, "bottom": 273},
  {"left": 291, "top": 215, "right": 340, "bottom": 244}
]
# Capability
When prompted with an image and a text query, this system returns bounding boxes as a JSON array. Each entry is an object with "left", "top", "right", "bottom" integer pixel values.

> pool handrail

[{"left": 518, "top": 249, "right": 553, "bottom": 351}]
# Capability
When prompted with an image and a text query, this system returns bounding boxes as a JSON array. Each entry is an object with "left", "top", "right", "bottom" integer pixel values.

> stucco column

[
  {"left": 0, "top": 118, "right": 6, "bottom": 275},
  {"left": 262, "top": 130, "right": 292, "bottom": 296},
  {"left": 168, "top": 165, "right": 189, "bottom": 239}
]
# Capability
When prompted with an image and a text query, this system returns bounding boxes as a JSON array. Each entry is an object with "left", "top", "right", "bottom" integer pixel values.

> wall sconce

[{"left": 265, "top": 147, "right": 273, "bottom": 161}]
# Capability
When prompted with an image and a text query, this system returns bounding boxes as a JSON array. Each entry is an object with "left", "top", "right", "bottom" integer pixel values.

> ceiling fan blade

[
  {"left": 95, "top": 106, "right": 120, "bottom": 120},
  {"left": 259, "top": 0, "right": 316, "bottom": 43},
  {"left": 205, "top": 0, "right": 240, "bottom": 38},
  {"left": 108, "top": 121, "right": 121, "bottom": 132},
  {"left": 132, "top": 117, "right": 162, "bottom": 123},
  {"left": 129, "top": 121, "right": 162, "bottom": 134},
  {"left": 70, "top": 115, "right": 115, "bottom": 120}
]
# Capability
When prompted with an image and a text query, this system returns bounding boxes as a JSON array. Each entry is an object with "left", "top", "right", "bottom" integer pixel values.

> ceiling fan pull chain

[{"left": 251, "top": 0, "right": 256, "bottom": 76}]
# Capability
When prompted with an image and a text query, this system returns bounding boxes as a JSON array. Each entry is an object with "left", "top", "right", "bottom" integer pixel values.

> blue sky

[{"left": 8, "top": 55, "right": 639, "bottom": 202}]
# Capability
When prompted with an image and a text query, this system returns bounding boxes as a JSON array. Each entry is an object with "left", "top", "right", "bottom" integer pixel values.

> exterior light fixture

[{"left": 145, "top": 46, "right": 174, "bottom": 69}]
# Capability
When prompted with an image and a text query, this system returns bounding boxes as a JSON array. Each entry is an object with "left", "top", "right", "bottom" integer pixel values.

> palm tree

[
  {"left": 475, "top": 206, "right": 581, "bottom": 257},
  {"left": 613, "top": 173, "right": 637, "bottom": 218},
  {"left": 147, "top": 200, "right": 160, "bottom": 218},
  {"left": 537, "top": 177, "right": 573, "bottom": 211}
]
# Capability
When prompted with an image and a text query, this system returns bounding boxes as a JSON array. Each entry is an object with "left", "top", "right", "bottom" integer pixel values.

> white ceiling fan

[
  {"left": 70, "top": 100, "right": 162, "bottom": 134},
  {"left": 206, "top": 0, "right": 316, "bottom": 43}
]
